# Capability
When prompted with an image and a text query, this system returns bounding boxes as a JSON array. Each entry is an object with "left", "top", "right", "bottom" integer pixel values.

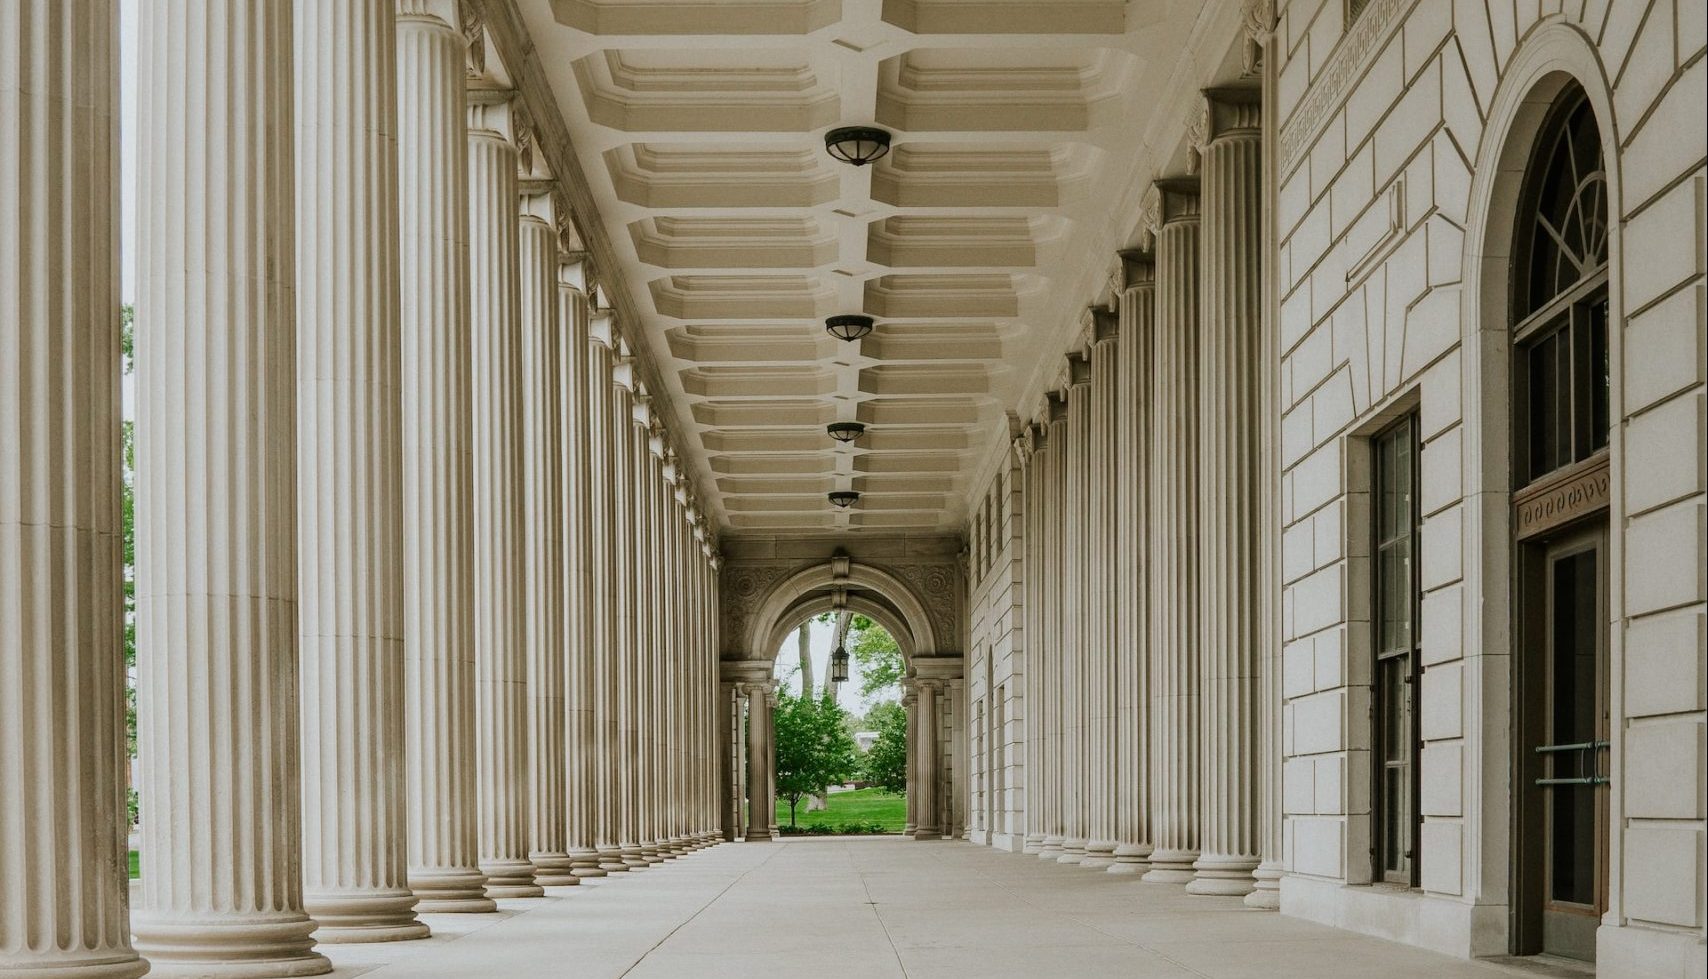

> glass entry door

[{"left": 1520, "top": 527, "right": 1609, "bottom": 961}]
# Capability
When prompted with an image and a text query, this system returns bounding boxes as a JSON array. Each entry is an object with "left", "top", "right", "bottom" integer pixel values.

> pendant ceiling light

[
  {"left": 824, "top": 125, "right": 891, "bottom": 167},
  {"left": 829, "top": 645, "right": 850, "bottom": 683},
  {"left": 828, "top": 490, "right": 860, "bottom": 508},
  {"left": 825, "top": 314, "right": 875, "bottom": 342},
  {"left": 826, "top": 421, "right": 866, "bottom": 443}
]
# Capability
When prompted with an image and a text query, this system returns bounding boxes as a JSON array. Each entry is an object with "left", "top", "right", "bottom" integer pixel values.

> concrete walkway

[{"left": 322, "top": 838, "right": 1532, "bottom": 978}]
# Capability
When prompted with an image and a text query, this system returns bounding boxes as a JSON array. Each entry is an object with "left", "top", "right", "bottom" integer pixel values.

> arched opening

[
  {"left": 766, "top": 613, "right": 908, "bottom": 836},
  {"left": 1504, "top": 80, "right": 1612, "bottom": 964}
]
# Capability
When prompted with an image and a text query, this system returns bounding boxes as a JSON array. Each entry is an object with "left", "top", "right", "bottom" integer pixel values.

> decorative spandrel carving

[
  {"left": 719, "top": 563, "right": 791, "bottom": 656},
  {"left": 890, "top": 561, "right": 962, "bottom": 653}
]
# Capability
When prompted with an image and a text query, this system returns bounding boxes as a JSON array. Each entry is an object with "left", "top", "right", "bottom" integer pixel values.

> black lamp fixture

[
  {"left": 826, "top": 421, "right": 866, "bottom": 443},
  {"left": 824, "top": 125, "right": 892, "bottom": 167},
  {"left": 825, "top": 313, "right": 875, "bottom": 342},
  {"left": 830, "top": 645, "right": 850, "bottom": 684},
  {"left": 828, "top": 490, "right": 860, "bottom": 509}
]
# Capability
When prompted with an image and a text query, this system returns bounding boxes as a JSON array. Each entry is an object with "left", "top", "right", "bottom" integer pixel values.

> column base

[
  {"left": 620, "top": 844, "right": 647, "bottom": 869},
  {"left": 1021, "top": 833, "right": 1043, "bottom": 854},
  {"left": 1185, "top": 852, "right": 1260, "bottom": 896},
  {"left": 1244, "top": 859, "right": 1283, "bottom": 909},
  {"left": 304, "top": 888, "right": 430, "bottom": 943},
  {"left": 567, "top": 847, "right": 606, "bottom": 878},
  {"left": 902, "top": 822, "right": 915, "bottom": 836},
  {"left": 596, "top": 846, "right": 629, "bottom": 873},
  {"left": 0, "top": 948, "right": 150, "bottom": 979},
  {"left": 1056, "top": 838, "right": 1088, "bottom": 864},
  {"left": 744, "top": 827, "right": 770, "bottom": 842},
  {"left": 529, "top": 852, "right": 580, "bottom": 887},
  {"left": 132, "top": 910, "right": 331, "bottom": 978},
  {"left": 407, "top": 867, "right": 497, "bottom": 913},
  {"left": 1081, "top": 840, "right": 1117, "bottom": 869},
  {"left": 1141, "top": 848, "right": 1199, "bottom": 883},
  {"left": 1038, "top": 835, "right": 1064, "bottom": 860},
  {"left": 912, "top": 828, "right": 941, "bottom": 840},
  {"left": 638, "top": 842, "right": 664, "bottom": 865},
  {"left": 478, "top": 859, "right": 544, "bottom": 898},
  {"left": 1107, "top": 842, "right": 1152, "bottom": 875}
]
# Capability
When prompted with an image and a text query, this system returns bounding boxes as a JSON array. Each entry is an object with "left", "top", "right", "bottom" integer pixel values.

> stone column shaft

[
  {"left": 132, "top": 2, "right": 331, "bottom": 973},
  {"left": 636, "top": 436, "right": 663, "bottom": 864},
  {"left": 1111, "top": 256, "right": 1157, "bottom": 875},
  {"left": 468, "top": 97, "right": 539, "bottom": 899},
  {"left": 396, "top": 0, "right": 493, "bottom": 915},
  {"left": 613, "top": 377, "right": 644, "bottom": 869},
  {"left": 1038, "top": 397, "right": 1068, "bottom": 860},
  {"left": 915, "top": 683, "right": 943, "bottom": 839},
  {"left": 0, "top": 4, "right": 145, "bottom": 974},
  {"left": 903, "top": 691, "right": 919, "bottom": 836},
  {"left": 1083, "top": 315, "right": 1121, "bottom": 870},
  {"left": 1143, "top": 179, "right": 1203, "bottom": 884},
  {"left": 588, "top": 316, "right": 626, "bottom": 874},
  {"left": 1057, "top": 363, "right": 1090, "bottom": 865},
  {"left": 1189, "top": 94, "right": 1265, "bottom": 897},
  {"left": 1018, "top": 429, "right": 1044, "bottom": 855},
  {"left": 744, "top": 685, "right": 771, "bottom": 840},
  {"left": 559, "top": 272, "right": 604, "bottom": 878},
  {"left": 519, "top": 194, "right": 574, "bottom": 887},
  {"left": 294, "top": 0, "right": 427, "bottom": 943}
]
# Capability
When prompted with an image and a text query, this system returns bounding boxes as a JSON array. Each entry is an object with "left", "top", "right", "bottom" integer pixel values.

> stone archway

[{"left": 717, "top": 547, "right": 966, "bottom": 844}]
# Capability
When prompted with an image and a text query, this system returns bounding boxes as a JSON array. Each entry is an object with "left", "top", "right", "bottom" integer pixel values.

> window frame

[{"left": 1370, "top": 411, "right": 1422, "bottom": 888}]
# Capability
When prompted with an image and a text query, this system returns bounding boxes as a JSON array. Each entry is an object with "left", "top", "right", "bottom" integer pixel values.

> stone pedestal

[
  {"left": 0, "top": 5, "right": 147, "bottom": 974},
  {"left": 396, "top": 0, "right": 494, "bottom": 916},
  {"left": 1142, "top": 179, "right": 1203, "bottom": 885},
  {"left": 469, "top": 97, "right": 540, "bottom": 899},
  {"left": 1188, "top": 92, "right": 1264, "bottom": 898}
]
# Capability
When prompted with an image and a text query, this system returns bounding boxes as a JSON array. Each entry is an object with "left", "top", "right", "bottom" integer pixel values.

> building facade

[{"left": 2, "top": 1, "right": 1702, "bottom": 978}]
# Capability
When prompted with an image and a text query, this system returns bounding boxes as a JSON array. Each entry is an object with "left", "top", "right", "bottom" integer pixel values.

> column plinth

[
  {"left": 0, "top": 4, "right": 147, "bottom": 975},
  {"left": 132, "top": 2, "right": 330, "bottom": 973}
]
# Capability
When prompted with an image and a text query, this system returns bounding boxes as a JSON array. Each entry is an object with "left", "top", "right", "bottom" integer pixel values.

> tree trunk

[{"left": 796, "top": 622, "right": 813, "bottom": 694}]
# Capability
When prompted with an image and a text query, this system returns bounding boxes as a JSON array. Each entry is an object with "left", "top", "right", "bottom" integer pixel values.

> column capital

[
  {"left": 518, "top": 182, "right": 559, "bottom": 226},
  {"left": 589, "top": 308, "right": 614, "bottom": 348},
  {"left": 1118, "top": 248, "right": 1155, "bottom": 290},
  {"left": 1201, "top": 86, "right": 1263, "bottom": 144},
  {"left": 1045, "top": 389, "right": 1069, "bottom": 424},
  {"left": 1066, "top": 351, "right": 1092, "bottom": 388},
  {"left": 397, "top": 0, "right": 461, "bottom": 30},
  {"left": 559, "top": 252, "right": 590, "bottom": 292},
  {"left": 1091, "top": 305, "right": 1119, "bottom": 345},
  {"left": 466, "top": 90, "right": 516, "bottom": 143},
  {"left": 1240, "top": 0, "right": 1277, "bottom": 74},
  {"left": 612, "top": 354, "right": 635, "bottom": 391}
]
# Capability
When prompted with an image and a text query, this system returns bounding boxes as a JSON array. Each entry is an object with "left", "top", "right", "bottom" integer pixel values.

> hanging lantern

[
  {"left": 823, "top": 126, "right": 892, "bottom": 167},
  {"left": 826, "top": 421, "right": 866, "bottom": 443},
  {"left": 828, "top": 490, "right": 860, "bottom": 508},
  {"left": 830, "top": 645, "right": 850, "bottom": 684},
  {"left": 825, "top": 313, "right": 875, "bottom": 342}
]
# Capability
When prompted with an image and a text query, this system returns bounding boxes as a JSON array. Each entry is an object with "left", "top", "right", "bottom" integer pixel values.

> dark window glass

[
  {"left": 1522, "top": 96, "right": 1607, "bottom": 319},
  {"left": 1372, "top": 414, "right": 1420, "bottom": 885},
  {"left": 1547, "top": 550, "right": 1599, "bottom": 905}
]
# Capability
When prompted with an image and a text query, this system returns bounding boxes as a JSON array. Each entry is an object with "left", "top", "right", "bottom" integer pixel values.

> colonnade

[
  {"left": 1017, "top": 88, "right": 1277, "bottom": 905},
  {"left": 0, "top": 3, "right": 721, "bottom": 975}
]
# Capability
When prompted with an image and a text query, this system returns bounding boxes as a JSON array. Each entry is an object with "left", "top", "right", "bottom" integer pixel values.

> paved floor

[{"left": 324, "top": 838, "right": 1533, "bottom": 978}]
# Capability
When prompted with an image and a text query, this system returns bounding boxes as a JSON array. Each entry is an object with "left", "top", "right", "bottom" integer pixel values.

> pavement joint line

[
  {"left": 851, "top": 839, "right": 913, "bottom": 979},
  {"left": 618, "top": 843, "right": 783, "bottom": 977}
]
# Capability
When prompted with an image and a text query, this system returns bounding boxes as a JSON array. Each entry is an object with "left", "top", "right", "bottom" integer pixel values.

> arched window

[{"left": 1513, "top": 86, "right": 1609, "bottom": 488}]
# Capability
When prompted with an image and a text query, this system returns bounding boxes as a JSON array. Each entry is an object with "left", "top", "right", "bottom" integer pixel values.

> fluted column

[
  {"left": 0, "top": 5, "right": 144, "bottom": 975},
  {"left": 518, "top": 189, "right": 574, "bottom": 887},
  {"left": 902, "top": 688, "right": 919, "bottom": 836},
  {"left": 588, "top": 313, "right": 627, "bottom": 874},
  {"left": 294, "top": 0, "right": 426, "bottom": 944},
  {"left": 468, "top": 94, "right": 539, "bottom": 899},
  {"left": 559, "top": 264, "right": 605, "bottom": 879},
  {"left": 1111, "top": 253, "right": 1157, "bottom": 875},
  {"left": 745, "top": 684, "right": 771, "bottom": 840},
  {"left": 396, "top": 0, "right": 493, "bottom": 916},
  {"left": 1143, "top": 178, "right": 1203, "bottom": 884},
  {"left": 1083, "top": 312, "right": 1121, "bottom": 869},
  {"left": 914, "top": 682, "right": 944, "bottom": 839},
  {"left": 613, "top": 363, "right": 645, "bottom": 870},
  {"left": 1057, "top": 356, "right": 1091, "bottom": 865},
  {"left": 1190, "top": 91, "right": 1265, "bottom": 898},
  {"left": 1037, "top": 393, "right": 1068, "bottom": 860},
  {"left": 1017, "top": 427, "right": 1045, "bottom": 855},
  {"left": 766, "top": 687, "right": 780, "bottom": 838},
  {"left": 132, "top": 3, "right": 330, "bottom": 974},
  {"left": 636, "top": 423, "right": 664, "bottom": 865}
]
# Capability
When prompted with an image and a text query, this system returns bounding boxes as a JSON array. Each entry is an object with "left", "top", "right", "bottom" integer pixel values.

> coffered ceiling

[{"left": 515, "top": 0, "right": 1231, "bottom": 536}]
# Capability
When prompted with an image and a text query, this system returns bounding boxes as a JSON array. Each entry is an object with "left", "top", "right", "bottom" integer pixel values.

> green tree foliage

[
  {"left": 122, "top": 304, "right": 138, "bottom": 825},
  {"left": 862, "top": 700, "right": 908, "bottom": 794},
  {"left": 847, "top": 615, "right": 903, "bottom": 700},
  {"left": 772, "top": 690, "right": 860, "bottom": 828}
]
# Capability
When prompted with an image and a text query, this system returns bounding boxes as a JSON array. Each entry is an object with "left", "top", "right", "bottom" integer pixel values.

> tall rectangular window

[{"left": 1372, "top": 413, "right": 1420, "bottom": 885}]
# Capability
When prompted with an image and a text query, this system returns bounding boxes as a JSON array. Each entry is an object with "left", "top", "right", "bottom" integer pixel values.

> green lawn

[
  {"left": 128, "top": 849, "right": 139, "bottom": 879},
  {"left": 776, "top": 787, "right": 906, "bottom": 833}
]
